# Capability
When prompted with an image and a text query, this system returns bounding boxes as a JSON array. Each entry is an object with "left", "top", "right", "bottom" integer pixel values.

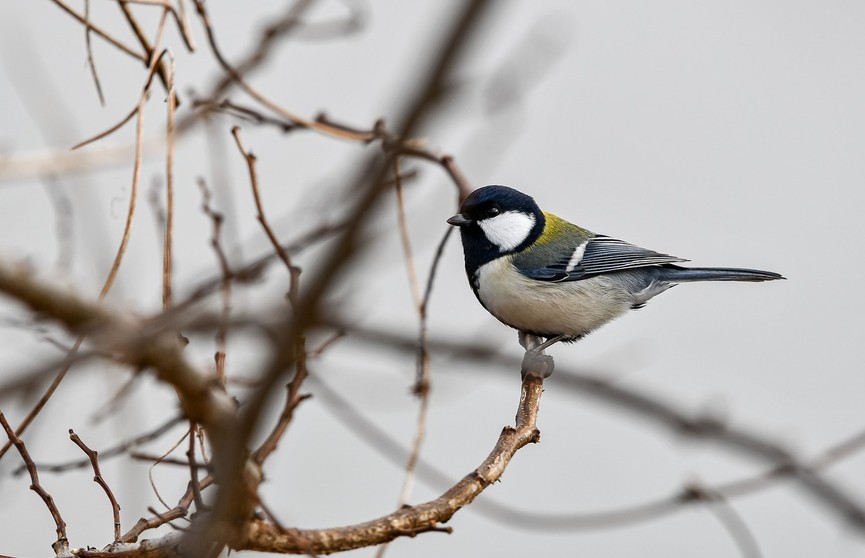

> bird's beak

[{"left": 447, "top": 214, "right": 472, "bottom": 227}]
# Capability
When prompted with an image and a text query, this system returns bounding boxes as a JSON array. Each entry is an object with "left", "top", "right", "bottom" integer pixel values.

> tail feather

[{"left": 658, "top": 265, "right": 785, "bottom": 283}]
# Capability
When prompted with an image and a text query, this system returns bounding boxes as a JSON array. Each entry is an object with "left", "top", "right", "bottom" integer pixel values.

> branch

[
  {"left": 0, "top": 412, "right": 69, "bottom": 556},
  {"left": 18, "top": 416, "right": 184, "bottom": 476},
  {"left": 69, "top": 429, "right": 123, "bottom": 542},
  {"left": 0, "top": 261, "right": 250, "bottom": 542},
  {"left": 48, "top": 0, "right": 147, "bottom": 62},
  {"left": 116, "top": 0, "right": 176, "bottom": 101},
  {"left": 328, "top": 323, "right": 865, "bottom": 534},
  {"left": 242, "top": 369, "right": 545, "bottom": 554}
]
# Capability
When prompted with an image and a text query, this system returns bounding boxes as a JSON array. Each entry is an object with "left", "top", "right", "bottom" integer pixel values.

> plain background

[{"left": 1, "top": 1, "right": 864, "bottom": 557}]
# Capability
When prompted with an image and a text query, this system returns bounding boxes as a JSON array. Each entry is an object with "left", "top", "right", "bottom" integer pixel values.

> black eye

[{"left": 487, "top": 206, "right": 501, "bottom": 217}]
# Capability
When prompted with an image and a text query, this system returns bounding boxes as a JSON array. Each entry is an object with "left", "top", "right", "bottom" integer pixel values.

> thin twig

[
  {"left": 393, "top": 157, "right": 423, "bottom": 310},
  {"left": 0, "top": 363, "right": 72, "bottom": 462},
  {"left": 131, "top": 452, "right": 211, "bottom": 469},
  {"left": 163, "top": 56, "right": 177, "bottom": 310},
  {"left": 26, "top": 414, "right": 184, "bottom": 474},
  {"left": 230, "top": 126, "right": 299, "bottom": 298},
  {"left": 99, "top": 91, "right": 146, "bottom": 299},
  {"left": 69, "top": 429, "right": 123, "bottom": 542},
  {"left": 116, "top": 0, "right": 176, "bottom": 101},
  {"left": 175, "top": 0, "right": 195, "bottom": 50},
  {"left": 692, "top": 484, "right": 763, "bottom": 558},
  {"left": 90, "top": 370, "right": 143, "bottom": 423},
  {"left": 83, "top": 0, "right": 106, "bottom": 106},
  {"left": 232, "top": 125, "right": 309, "bottom": 465},
  {"left": 49, "top": 0, "right": 147, "bottom": 62},
  {"left": 122, "top": 507, "right": 188, "bottom": 544},
  {"left": 188, "top": 0, "right": 371, "bottom": 141},
  {"left": 121, "top": 475, "right": 214, "bottom": 543},
  {"left": 187, "top": 422, "right": 204, "bottom": 512},
  {"left": 395, "top": 227, "right": 453, "bottom": 513},
  {"left": 115, "top": 0, "right": 197, "bottom": 51},
  {"left": 2, "top": 46, "right": 169, "bottom": 455},
  {"left": 198, "top": 178, "right": 232, "bottom": 384},
  {"left": 377, "top": 160, "right": 435, "bottom": 558},
  {"left": 0, "top": 412, "right": 69, "bottom": 555},
  {"left": 71, "top": 104, "right": 140, "bottom": 151},
  {"left": 148, "top": 429, "right": 192, "bottom": 513},
  {"left": 72, "top": 46, "right": 172, "bottom": 151},
  {"left": 99, "top": 36, "right": 173, "bottom": 300},
  {"left": 417, "top": 226, "right": 453, "bottom": 394},
  {"left": 188, "top": 95, "right": 473, "bottom": 201}
]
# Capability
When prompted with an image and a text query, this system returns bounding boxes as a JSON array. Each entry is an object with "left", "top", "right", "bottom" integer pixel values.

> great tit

[{"left": 447, "top": 185, "right": 783, "bottom": 349}]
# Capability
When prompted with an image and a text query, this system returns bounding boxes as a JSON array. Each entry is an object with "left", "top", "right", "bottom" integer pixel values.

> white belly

[{"left": 475, "top": 258, "right": 634, "bottom": 338}]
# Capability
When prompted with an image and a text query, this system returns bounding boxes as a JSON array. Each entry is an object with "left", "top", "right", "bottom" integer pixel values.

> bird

[{"left": 447, "top": 185, "right": 783, "bottom": 354}]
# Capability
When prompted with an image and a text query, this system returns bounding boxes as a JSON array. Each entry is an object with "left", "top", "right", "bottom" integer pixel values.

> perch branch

[{"left": 243, "top": 368, "right": 544, "bottom": 554}]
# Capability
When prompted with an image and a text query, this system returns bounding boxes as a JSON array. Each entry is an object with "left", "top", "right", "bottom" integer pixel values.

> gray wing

[{"left": 516, "top": 235, "right": 688, "bottom": 282}]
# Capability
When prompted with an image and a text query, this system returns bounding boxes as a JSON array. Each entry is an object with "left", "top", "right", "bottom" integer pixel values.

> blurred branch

[
  {"left": 163, "top": 56, "right": 177, "bottom": 311},
  {"left": 327, "top": 323, "right": 865, "bottom": 533},
  {"left": 0, "top": 259, "right": 552, "bottom": 555},
  {"left": 691, "top": 483, "right": 762, "bottom": 558},
  {"left": 22, "top": 415, "right": 185, "bottom": 474},
  {"left": 116, "top": 1, "right": 176, "bottom": 101},
  {"left": 232, "top": 125, "right": 308, "bottom": 465},
  {"left": 551, "top": 369, "right": 865, "bottom": 532},
  {"left": 0, "top": 261, "right": 249, "bottom": 543},
  {"left": 48, "top": 0, "right": 147, "bottom": 62},
  {"left": 188, "top": 97, "right": 474, "bottom": 201},
  {"left": 197, "top": 178, "right": 231, "bottom": 384},
  {"left": 83, "top": 0, "right": 106, "bottom": 106},
  {"left": 0, "top": 55, "right": 161, "bottom": 462},
  {"left": 188, "top": 0, "right": 363, "bottom": 139},
  {"left": 117, "top": 0, "right": 197, "bottom": 51}
]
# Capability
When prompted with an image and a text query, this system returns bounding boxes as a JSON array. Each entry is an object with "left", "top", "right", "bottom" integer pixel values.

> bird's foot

[
  {"left": 521, "top": 350, "right": 554, "bottom": 379},
  {"left": 518, "top": 332, "right": 563, "bottom": 378}
]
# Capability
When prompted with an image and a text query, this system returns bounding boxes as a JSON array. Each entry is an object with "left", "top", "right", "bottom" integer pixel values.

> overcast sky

[{"left": 1, "top": 2, "right": 864, "bottom": 557}]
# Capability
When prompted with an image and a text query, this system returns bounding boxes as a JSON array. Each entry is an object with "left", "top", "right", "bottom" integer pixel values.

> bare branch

[
  {"left": 691, "top": 483, "right": 763, "bottom": 558},
  {"left": 0, "top": 412, "right": 69, "bottom": 555},
  {"left": 114, "top": 0, "right": 197, "bottom": 51},
  {"left": 48, "top": 0, "right": 147, "bottom": 62},
  {"left": 83, "top": 0, "right": 106, "bottom": 106},
  {"left": 197, "top": 178, "right": 231, "bottom": 384},
  {"left": 25, "top": 415, "right": 185, "bottom": 474},
  {"left": 230, "top": 126, "right": 300, "bottom": 300},
  {"left": 163, "top": 57, "right": 177, "bottom": 311},
  {"left": 0, "top": 261, "right": 248, "bottom": 542},
  {"left": 116, "top": 0, "right": 176, "bottom": 101},
  {"left": 188, "top": 0, "right": 369, "bottom": 140},
  {"left": 69, "top": 429, "right": 123, "bottom": 542},
  {"left": 242, "top": 369, "right": 544, "bottom": 554}
]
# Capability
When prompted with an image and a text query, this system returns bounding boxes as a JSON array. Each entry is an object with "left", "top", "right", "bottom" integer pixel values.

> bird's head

[{"left": 447, "top": 185, "right": 545, "bottom": 260}]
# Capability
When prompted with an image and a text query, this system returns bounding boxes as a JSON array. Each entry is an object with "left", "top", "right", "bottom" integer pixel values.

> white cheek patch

[{"left": 478, "top": 211, "right": 536, "bottom": 252}]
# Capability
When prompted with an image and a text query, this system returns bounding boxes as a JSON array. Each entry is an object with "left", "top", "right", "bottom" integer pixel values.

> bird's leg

[
  {"left": 519, "top": 331, "right": 555, "bottom": 378},
  {"left": 533, "top": 334, "right": 567, "bottom": 353}
]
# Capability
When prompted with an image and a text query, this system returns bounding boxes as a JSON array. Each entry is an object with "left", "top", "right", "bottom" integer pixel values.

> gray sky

[{"left": 1, "top": 1, "right": 864, "bottom": 557}]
